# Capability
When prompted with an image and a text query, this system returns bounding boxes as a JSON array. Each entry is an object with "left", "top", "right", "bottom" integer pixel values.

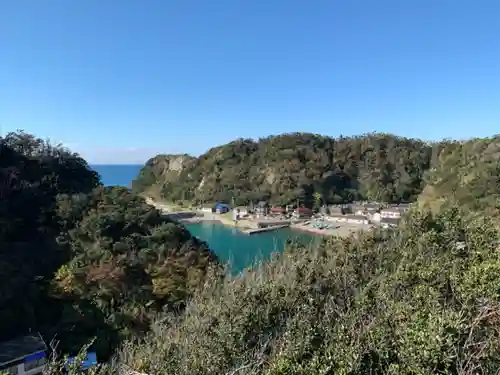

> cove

[{"left": 184, "top": 222, "right": 318, "bottom": 274}]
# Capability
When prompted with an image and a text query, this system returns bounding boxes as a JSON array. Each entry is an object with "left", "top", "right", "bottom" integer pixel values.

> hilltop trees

[
  {"left": 420, "top": 136, "right": 500, "bottom": 220},
  {"left": 0, "top": 131, "right": 217, "bottom": 358},
  {"left": 133, "top": 133, "right": 433, "bottom": 206}
]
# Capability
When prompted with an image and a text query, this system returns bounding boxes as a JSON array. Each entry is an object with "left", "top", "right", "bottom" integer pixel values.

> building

[
  {"left": 200, "top": 206, "right": 214, "bottom": 213},
  {"left": 0, "top": 334, "right": 48, "bottom": 375},
  {"left": 380, "top": 217, "right": 400, "bottom": 228},
  {"left": 234, "top": 206, "right": 249, "bottom": 216},
  {"left": 293, "top": 207, "right": 313, "bottom": 218},
  {"left": 215, "top": 203, "right": 231, "bottom": 214},
  {"left": 255, "top": 201, "right": 269, "bottom": 216},
  {"left": 380, "top": 207, "right": 403, "bottom": 219},
  {"left": 347, "top": 215, "right": 369, "bottom": 225},
  {"left": 364, "top": 203, "right": 382, "bottom": 213},
  {"left": 270, "top": 206, "right": 285, "bottom": 215},
  {"left": 396, "top": 203, "right": 411, "bottom": 211},
  {"left": 327, "top": 214, "right": 369, "bottom": 225},
  {"left": 328, "top": 205, "right": 343, "bottom": 215}
]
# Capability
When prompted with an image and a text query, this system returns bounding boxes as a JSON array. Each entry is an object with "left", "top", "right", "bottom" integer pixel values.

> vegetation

[
  {"left": 3, "top": 130, "right": 500, "bottom": 374},
  {"left": 0, "top": 131, "right": 217, "bottom": 359},
  {"left": 420, "top": 136, "right": 500, "bottom": 220},
  {"left": 115, "top": 205, "right": 500, "bottom": 375},
  {"left": 132, "top": 133, "right": 433, "bottom": 206}
]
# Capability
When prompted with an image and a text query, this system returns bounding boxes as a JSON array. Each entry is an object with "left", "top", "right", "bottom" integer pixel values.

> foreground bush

[{"left": 117, "top": 205, "right": 500, "bottom": 375}]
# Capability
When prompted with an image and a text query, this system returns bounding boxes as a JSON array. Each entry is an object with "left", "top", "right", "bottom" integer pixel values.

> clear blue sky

[{"left": 1, "top": 1, "right": 499, "bottom": 164}]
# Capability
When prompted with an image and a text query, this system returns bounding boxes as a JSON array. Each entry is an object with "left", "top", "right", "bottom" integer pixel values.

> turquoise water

[
  {"left": 184, "top": 222, "right": 318, "bottom": 274},
  {"left": 92, "top": 164, "right": 319, "bottom": 273},
  {"left": 91, "top": 164, "right": 143, "bottom": 187}
]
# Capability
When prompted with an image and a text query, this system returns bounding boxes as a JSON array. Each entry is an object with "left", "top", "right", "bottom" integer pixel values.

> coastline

[{"left": 144, "top": 197, "right": 365, "bottom": 237}]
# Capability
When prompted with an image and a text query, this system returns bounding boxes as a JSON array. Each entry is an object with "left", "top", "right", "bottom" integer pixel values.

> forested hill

[
  {"left": 132, "top": 132, "right": 434, "bottom": 206},
  {"left": 0, "top": 131, "right": 217, "bottom": 359},
  {"left": 419, "top": 135, "right": 500, "bottom": 220}
]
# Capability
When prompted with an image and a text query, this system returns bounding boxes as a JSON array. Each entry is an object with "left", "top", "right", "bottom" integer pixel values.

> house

[
  {"left": 380, "top": 217, "right": 400, "bottom": 228},
  {"left": 394, "top": 203, "right": 411, "bottom": 211},
  {"left": 0, "top": 334, "right": 48, "bottom": 375},
  {"left": 346, "top": 215, "right": 370, "bottom": 225},
  {"left": 255, "top": 201, "right": 269, "bottom": 216},
  {"left": 370, "top": 212, "right": 382, "bottom": 222},
  {"left": 235, "top": 206, "right": 249, "bottom": 216},
  {"left": 364, "top": 203, "right": 382, "bottom": 213},
  {"left": 380, "top": 207, "right": 403, "bottom": 219},
  {"left": 293, "top": 207, "right": 313, "bottom": 218},
  {"left": 270, "top": 206, "right": 285, "bottom": 215},
  {"left": 215, "top": 203, "right": 231, "bottom": 214},
  {"left": 200, "top": 206, "right": 214, "bottom": 213},
  {"left": 327, "top": 214, "right": 369, "bottom": 225},
  {"left": 328, "top": 205, "right": 344, "bottom": 215}
]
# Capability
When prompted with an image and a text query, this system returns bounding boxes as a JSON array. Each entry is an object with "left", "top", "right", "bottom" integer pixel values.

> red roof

[
  {"left": 295, "top": 207, "right": 313, "bottom": 213},
  {"left": 270, "top": 206, "right": 285, "bottom": 213}
]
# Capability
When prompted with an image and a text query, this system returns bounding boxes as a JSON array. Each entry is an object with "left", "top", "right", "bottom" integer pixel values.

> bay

[
  {"left": 89, "top": 163, "right": 319, "bottom": 273},
  {"left": 184, "top": 222, "right": 318, "bottom": 274}
]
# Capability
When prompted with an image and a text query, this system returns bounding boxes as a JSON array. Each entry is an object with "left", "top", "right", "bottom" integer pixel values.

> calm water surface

[
  {"left": 91, "top": 164, "right": 143, "bottom": 187},
  {"left": 91, "top": 164, "right": 319, "bottom": 273},
  {"left": 184, "top": 222, "right": 318, "bottom": 274}
]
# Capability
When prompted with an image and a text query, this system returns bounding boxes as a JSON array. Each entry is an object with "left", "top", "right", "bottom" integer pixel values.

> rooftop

[
  {"left": 381, "top": 217, "right": 400, "bottom": 225},
  {"left": 381, "top": 207, "right": 402, "bottom": 212},
  {"left": 0, "top": 334, "right": 47, "bottom": 366}
]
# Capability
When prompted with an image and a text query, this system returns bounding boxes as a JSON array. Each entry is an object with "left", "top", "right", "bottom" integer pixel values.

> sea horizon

[{"left": 91, "top": 164, "right": 143, "bottom": 187}]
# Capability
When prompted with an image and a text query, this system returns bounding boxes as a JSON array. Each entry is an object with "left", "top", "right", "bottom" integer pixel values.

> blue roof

[{"left": 215, "top": 203, "right": 231, "bottom": 208}]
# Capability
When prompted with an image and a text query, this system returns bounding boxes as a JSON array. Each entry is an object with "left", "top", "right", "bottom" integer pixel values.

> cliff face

[
  {"left": 132, "top": 132, "right": 434, "bottom": 206},
  {"left": 131, "top": 154, "right": 196, "bottom": 197}
]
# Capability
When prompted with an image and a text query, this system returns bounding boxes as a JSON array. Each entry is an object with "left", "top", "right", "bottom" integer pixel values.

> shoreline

[{"left": 145, "top": 198, "right": 365, "bottom": 237}]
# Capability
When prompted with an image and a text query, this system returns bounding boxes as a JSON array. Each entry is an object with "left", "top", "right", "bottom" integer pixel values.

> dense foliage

[
  {"left": 118, "top": 205, "right": 500, "bottom": 375},
  {"left": 3, "top": 130, "right": 500, "bottom": 374},
  {"left": 0, "top": 131, "right": 216, "bottom": 358},
  {"left": 420, "top": 136, "right": 500, "bottom": 220},
  {"left": 132, "top": 133, "right": 433, "bottom": 206}
]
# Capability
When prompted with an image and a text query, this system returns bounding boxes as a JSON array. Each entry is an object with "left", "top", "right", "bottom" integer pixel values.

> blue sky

[{"left": 1, "top": 1, "right": 499, "bottom": 164}]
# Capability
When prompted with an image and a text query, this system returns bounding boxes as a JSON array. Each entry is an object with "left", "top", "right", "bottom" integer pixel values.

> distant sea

[{"left": 91, "top": 164, "right": 144, "bottom": 187}]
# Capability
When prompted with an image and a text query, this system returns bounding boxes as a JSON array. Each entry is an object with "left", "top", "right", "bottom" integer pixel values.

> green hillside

[{"left": 132, "top": 132, "right": 433, "bottom": 206}]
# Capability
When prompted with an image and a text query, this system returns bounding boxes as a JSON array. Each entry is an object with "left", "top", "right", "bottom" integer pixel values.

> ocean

[{"left": 91, "top": 164, "right": 144, "bottom": 187}]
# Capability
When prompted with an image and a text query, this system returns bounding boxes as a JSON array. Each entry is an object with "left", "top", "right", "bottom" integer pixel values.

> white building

[
  {"left": 327, "top": 214, "right": 369, "bottom": 225},
  {"left": 235, "top": 206, "right": 249, "bottom": 216},
  {"left": 380, "top": 208, "right": 403, "bottom": 219},
  {"left": 380, "top": 217, "right": 400, "bottom": 228},
  {"left": 200, "top": 206, "right": 214, "bottom": 213},
  {"left": 0, "top": 335, "right": 47, "bottom": 375}
]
